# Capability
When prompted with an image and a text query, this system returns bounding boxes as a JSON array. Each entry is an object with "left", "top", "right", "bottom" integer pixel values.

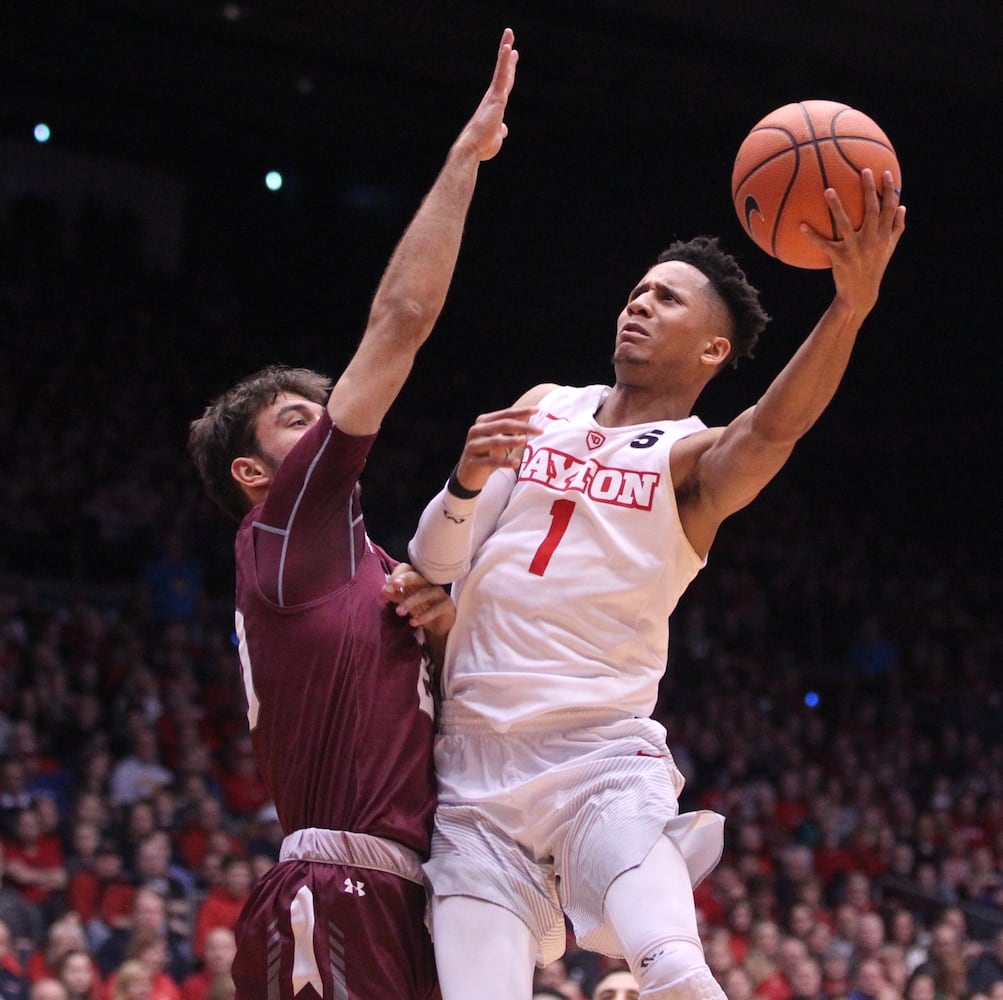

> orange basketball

[{"left": 731, "top": 100, "right": 901, "bottom": 269}]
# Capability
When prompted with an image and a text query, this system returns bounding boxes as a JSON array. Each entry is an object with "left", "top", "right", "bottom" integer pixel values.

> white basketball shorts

[{"left": 424, "top": 704, "right": 724, "bottom": 966}]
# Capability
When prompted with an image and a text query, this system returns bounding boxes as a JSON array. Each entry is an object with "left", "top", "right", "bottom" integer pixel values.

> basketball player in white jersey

[{"left": 406, "top": 170, "right": 905, "bottom": 999}]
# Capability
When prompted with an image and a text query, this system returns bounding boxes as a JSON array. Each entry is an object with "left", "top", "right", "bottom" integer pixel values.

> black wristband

[{"left": 447, "top": 465, "right": 482, "bottom": 499}]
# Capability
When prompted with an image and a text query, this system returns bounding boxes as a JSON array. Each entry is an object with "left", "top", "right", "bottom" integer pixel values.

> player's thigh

[
  {"left": 431, "top": 894, "right": 535, "bottom": 1000},
  {"left": 233, "top": 861, "right": 438, "bottom": 1000}
]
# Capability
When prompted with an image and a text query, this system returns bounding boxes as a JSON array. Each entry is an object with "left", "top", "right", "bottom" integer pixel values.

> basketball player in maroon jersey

[{"left": 187, "top": 29, "right": 518, "bottom": 1000}]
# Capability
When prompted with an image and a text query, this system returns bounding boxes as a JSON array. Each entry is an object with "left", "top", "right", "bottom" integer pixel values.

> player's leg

[
  {"left": 602, "top": 836, "right": 725, "bottom": 999},
  {"left": 431, "top": 893, "right": 537, "bottom": 1000}
]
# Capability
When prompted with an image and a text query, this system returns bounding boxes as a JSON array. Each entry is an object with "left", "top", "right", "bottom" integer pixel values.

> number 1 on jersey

[{"left": 529, "top": 498, "right": 576, "bottom": 576}]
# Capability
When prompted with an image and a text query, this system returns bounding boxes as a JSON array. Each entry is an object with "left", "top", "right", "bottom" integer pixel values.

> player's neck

[{"left": 597, "top": 383, "right": 695, "bottom": 426}]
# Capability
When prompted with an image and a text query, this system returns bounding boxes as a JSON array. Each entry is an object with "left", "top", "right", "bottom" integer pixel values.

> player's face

[
  {"left": 613, "top": 260, "right": 727, "bottom": 378},
  {"left": 594, "top": 970, "right": 640, "bottom": 1000},
  {"left": 253, "top": 392, "right": 326, "bottom": 471}
]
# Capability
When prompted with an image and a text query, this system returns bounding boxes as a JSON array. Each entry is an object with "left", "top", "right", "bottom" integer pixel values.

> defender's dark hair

[
  {"left": 656, "top": 235, "right": 770, "bottom": 368},
  {"left": 188, "top": 365, "right": 332, "bottom": 522}
]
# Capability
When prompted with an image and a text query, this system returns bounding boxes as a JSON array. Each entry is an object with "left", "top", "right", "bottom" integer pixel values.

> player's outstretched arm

[
  {"left": 679, "top": 169, "right": 905, "bottom": 552},
  {"left": 327, "top": 29, "right": 519, "bottom": 436}
]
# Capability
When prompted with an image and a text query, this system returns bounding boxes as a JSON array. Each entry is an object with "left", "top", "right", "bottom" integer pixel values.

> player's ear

[
  {"left": 231, "top": 455, "right": 272, "bottom": 490},
  {"left": 701, "top": 335, "right": 732, "bottom": 368}
]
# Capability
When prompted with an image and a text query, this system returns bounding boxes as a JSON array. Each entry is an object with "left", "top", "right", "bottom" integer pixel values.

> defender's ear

[{"left": 231, "top": 456, "right": 272, "bottom": 490}]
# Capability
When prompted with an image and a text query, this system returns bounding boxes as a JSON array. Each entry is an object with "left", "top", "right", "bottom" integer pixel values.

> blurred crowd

[{"left": 1, "top": 195, "right": 1001, "bottom": 1000}]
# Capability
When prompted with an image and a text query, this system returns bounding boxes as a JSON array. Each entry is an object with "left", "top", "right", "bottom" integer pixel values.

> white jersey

[{"left": 443, "top": 384, "right": 707, "bottom": 729}]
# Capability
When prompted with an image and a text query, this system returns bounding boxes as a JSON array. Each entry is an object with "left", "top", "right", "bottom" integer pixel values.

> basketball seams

[
  {"left": 768, "top": 144, "right": 800, "bottom": 258},
  {"left": 731, "top": 99, "right": 899, "bottom": 269},
  {"left": 730, "top": 128, "right": 798, "bottom": 194},
  {"left": 802, "top": 102, "right": 838, "bottom": 240}
]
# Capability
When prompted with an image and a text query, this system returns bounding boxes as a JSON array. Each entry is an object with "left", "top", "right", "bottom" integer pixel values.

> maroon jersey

[{"left": 233, "top": 410, "right": 437, "bottom": 854}]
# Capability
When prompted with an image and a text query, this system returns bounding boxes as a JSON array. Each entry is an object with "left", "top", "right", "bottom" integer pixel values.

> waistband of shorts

[
  {"left": 438, "top": 700, "right": 633, "bottom": 735},
  {"left": 279, "top": 828, "right": 424, "bottom": 885}
]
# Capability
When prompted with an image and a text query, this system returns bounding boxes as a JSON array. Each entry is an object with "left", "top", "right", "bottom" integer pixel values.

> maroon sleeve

[{"left": 250, "top": 411, "right": 378, "bottom": 606}]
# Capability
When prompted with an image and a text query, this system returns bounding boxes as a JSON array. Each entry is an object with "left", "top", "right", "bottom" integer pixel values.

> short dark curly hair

[
  {"left": 656, "top": 235, "right": 770, "bottom": 369},
  {"left": 188, "top": 364, "right": 332, "bottom": 522}
]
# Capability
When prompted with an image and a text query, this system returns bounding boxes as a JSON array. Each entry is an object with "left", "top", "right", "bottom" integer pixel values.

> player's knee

[{"left": 627, "top": 939, "right": 724, "bottom": 999}]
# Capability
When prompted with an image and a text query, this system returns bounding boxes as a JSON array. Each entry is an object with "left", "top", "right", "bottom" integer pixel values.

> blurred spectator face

[
  {"left": 856, "top": 913, "right": 885, "bottom": 954},
  {"left": 722, "top": 966, "right": 755, "bottom": 1000},
  {"left": 796, "top": 876, "right": 824, "bottom": 910},
  {"left": 152, "top": 789, "right": 177, "bottom": 829},
  {"left": 928, "top": 921, "right": 961, "bottom": 961},
  {"left": 789, "top": 957, "right": 822, "bottom": 997},
  {"left": 46, "top": 917, "right": 87, "bottom": 964},
  {"left": 879, "top": 944, "right": 907, "bottom": 992},
  {"left": 200, "top": 850, "right": 224, "bottom": 889},
  {"left": 14, "top": 805, "right": 42, "bottom": 844},
  {"left": 222, "top": 858, "right": 252, "bottom": 898},
  {"left": 889, "top": 908, "right": 916, "bottom": 946},
  {"left": 750, "top": 919, "right": 781, "bottom": 957},
  {"left": 135, "top": 833, "right": 170, "bottom": 878},
  {"left": 136, "top": 936, "right": 168, "bottom": 975},
  {"left": 854, "top": 957, "right": 887, "bottom": 998},
  {"left": 1, "top": 757, "right": 27, "bottom": 795},
  {"left": 703, "top": 929, "right": 734, "bottom": 977},
  {"left": 94, "top": 844, "right": 124, "bottom": 881},
  {"left": 889, "top": 840, "right": 915, "bottom": 876},
  {"left": 133, "top": 889, "right": 167, "bottom": 933},
  {"left": 71, "top": 821, "right": 100, "bottom": 861},
  {"left": 914, "top": 862, "right": 940, "bottom": 894},
  {"left": 30, "top": 980, "right": 68, "bottom": 1000},
  {"left": 844, "top": 872, "right": 872, "bottom": 910},
  {"left": 822, "top": 949, "right": 850, "bottom": 984},
  {"left": 806, "top": 921, "right": 833, "bottom": 959},
  {"left": 727, "top": 898, "right": 753, "bottom": 936},
  {"left": 778, "top": 936, "right": 808, "bottom": 975},
  {"left": 73, "top": 789, "right": 108, "bottom": 827},
  {"left": 115, "top": 961, "right": 153, "bottom": 1000},
  {"left": 59, "top": 951, "right": 95, "bottom": 996},
  {"left": 938, "top": 906, "right": 967, "bottom": 941},
  {"left": 905, "top": 972, "right": 936, "bottom": 1000},
  {"left": 128, "top": 802, "right": 157, "bottom": 842},
  {"left": 834, "top": 904, "right": 860, "bottom": 942},
  {"left": 592, "top": 969, "right": 639, "bottom": 1000},
  {"left": 203, "top": 928, "right": 236, "bottom": 976},
  {"left": 35, "top": 796, "right": 61, "bottom": 834},
  {"left": 788, "top": 903, "right": 815, "bottom": 939}
]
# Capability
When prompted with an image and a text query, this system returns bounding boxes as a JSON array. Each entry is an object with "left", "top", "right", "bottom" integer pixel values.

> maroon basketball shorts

[{"left": 232, "top": 859, "right": 439, "bottom": 1000}]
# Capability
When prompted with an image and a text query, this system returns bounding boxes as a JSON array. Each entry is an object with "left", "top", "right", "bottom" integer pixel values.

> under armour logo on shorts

[{"left": 343, "top": 878, "right": 366, "bottom": 896}]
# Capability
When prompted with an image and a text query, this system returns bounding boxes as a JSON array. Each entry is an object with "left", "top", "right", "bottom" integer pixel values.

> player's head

[
  {"left": 592, "top": 967, "right": 640, "bottom": 1000},
  {"left": 188, "top": 364, "right": 332, "bottom": 521},
  {"left": 655, "top": 236, "right": 769, "bottom": 370}
]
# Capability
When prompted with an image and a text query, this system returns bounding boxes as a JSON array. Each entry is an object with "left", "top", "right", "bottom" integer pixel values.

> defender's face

[{"left": 253, "top": 393, "right": 326, "bottom": 470}]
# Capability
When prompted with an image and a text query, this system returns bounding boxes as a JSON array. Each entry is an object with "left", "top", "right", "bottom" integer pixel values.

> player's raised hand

[
  {"left": 453, "top": 405, "right": 540, "bottom": 494},
  {"left": 454, "top": 28, "right": 518, "bottom": 162},
  {"left": 802, "top": 168, "right": 906, "bottom": 317}
]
